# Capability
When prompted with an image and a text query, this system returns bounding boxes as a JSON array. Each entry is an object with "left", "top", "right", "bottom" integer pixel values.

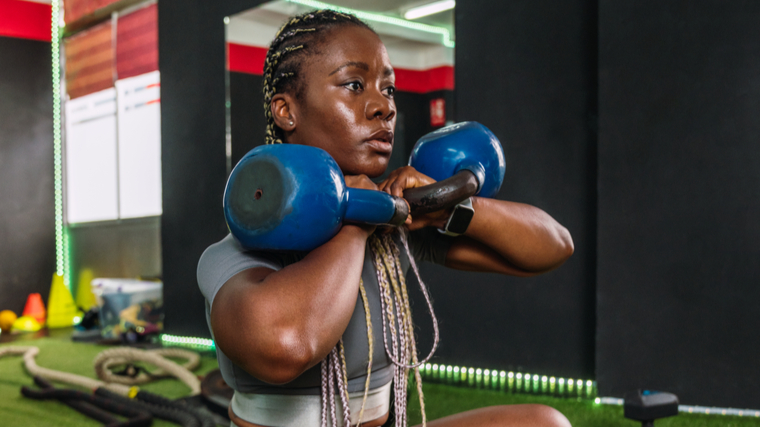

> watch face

[{"left": 448, "top": 206, "right": 475, "bottom": 234}]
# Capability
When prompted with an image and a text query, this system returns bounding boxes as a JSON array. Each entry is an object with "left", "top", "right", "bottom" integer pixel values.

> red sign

[{"left": 430, "top": 98, "right": 446, "bottom": 127}]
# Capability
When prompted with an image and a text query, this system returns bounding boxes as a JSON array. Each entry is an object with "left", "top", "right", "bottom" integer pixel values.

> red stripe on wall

[
  {"left": 228, "top": 43, "right": 267, "bottom": 76},
  {"left": 0, "top": 0, "right": 51, "bottom": 42},
  {"left": 394, "top": 66, "right": 454, "bottom": 94},
  {"left": 227, "top": 42, "right": 454, "bottom": 93}
]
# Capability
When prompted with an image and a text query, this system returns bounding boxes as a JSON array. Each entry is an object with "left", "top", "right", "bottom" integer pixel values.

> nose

[{"left": 366, "top": 89, "right": 396, "bottom": 122}]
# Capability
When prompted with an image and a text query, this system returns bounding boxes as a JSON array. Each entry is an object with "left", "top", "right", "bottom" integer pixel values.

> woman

[{"left": 198, "top": 10, "right": 574, "bottom": 427}]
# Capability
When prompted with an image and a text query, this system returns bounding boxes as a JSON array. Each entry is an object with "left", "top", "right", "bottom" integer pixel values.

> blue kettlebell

[
  {"left": 225, "top": 122, "right": 505, "bottom": 251},
  {"left": 224, "top": 144, "right": 408, "bottom": 252},
  {"left": 404, "top": 121, "right": 505, "bottom": 214}
]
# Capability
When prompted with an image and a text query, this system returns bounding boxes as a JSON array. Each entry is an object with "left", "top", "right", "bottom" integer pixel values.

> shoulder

[{"left": 197, "top": 235, "right": 288, "bottom": 306}]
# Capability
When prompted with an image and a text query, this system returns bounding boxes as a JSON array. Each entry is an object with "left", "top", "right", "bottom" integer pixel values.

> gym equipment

[
  {"left": 0, "top": 309, "right": 17, "bottom": 331},
  {"left": 405, "top": 121, "right": 505, "bottom": 215},
  {"left": 225, "top": 121, "right": 505, "bottom": 251},
  {"left": 22, "top": 293, "right": 46, "bottom": 325},
  {"left": 200, "top": 368, "right": 234, "bottom": 417},
  {"left": 4, "top": 345, "right": 217, "bottom": 427},
  {"left": 11, "top": 315, "right": 41, "bottom": 332},
  {"left": 22, "top": 376, "right": 153, "bottom": 427},
  {"left": 47, "top": 273, "right": 82, "bottom": 328},
  {"left": 76, "top": 268, "right": 97, "bottom": 311},
  {"left": 225, "top": 143, "right": 409, "bottom": 251},
  {"left": 624, "top": 389, "right": 679, "bottom": 427}
]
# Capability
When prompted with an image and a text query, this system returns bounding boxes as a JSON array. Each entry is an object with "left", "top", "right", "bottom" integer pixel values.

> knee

[{"left": 518, "top": 404, "right": 571, "bottom": 427}]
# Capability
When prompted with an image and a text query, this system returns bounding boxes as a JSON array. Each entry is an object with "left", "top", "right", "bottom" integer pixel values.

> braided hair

[
  {"left": 261, "top": 11, "right": 439, "bottom": 427},
  {"left": 262, "top": 10, "right": 373, "bottom": 145}
]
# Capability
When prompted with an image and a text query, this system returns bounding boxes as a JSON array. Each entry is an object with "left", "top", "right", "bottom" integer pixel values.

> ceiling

[
  {"left": 235, "top": 0, "right": 454, "bottom": 35},
  {"left": 324, "top": 0, "right": 454, "bottom": 28}
]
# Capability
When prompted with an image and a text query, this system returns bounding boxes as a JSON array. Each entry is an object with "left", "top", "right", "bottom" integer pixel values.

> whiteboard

[
  {"left": 115, "top": 71, "right": 162, "bottom": 219},
  {"left": 64, "top": 88, "right": 119, "bottom": 223}
]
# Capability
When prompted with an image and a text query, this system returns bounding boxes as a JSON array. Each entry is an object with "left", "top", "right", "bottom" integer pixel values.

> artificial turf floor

[{"left": 0, "top": 333, "right": 757, "bottom": 426}]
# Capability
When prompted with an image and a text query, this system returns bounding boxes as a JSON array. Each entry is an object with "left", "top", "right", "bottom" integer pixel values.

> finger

[
  {"left": 380, "top": 175, "right": 397, "bottom": 194},
  {"left": 389, "top": 175, "right": 412, "bottom": 198}
]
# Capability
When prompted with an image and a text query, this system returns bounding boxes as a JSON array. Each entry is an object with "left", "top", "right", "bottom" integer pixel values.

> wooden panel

[
  {"left": 65, "top": 21, "right": 114, "bottom": 99},
  {"left": 64, "top": 0, "right": 121, "bottom": 26},
  {"left": 116, "top": 3, "right": 158, "bottom": 79}
]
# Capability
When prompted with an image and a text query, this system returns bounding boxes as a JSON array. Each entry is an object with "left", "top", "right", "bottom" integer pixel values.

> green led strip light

[
  {"left": 420, "top": 363, "right": 597, "bottom": 399},
  {"left": 161, "top": 334, "right": 760, "bottom": 417},
  {"left": 285, "top": 0, "right": 455, "bottom": 48},
  {"left": 51, "top": 0, "right": 70, "bottom": 290},
  {"left": 160, "top": 334, "right": 216, "bottom": 351},
  {"left": 597, "top": 397, "right": 760, "bottom": 418},
  {"left": 160, "top": 335, "right": 760, "bottom": 417}
]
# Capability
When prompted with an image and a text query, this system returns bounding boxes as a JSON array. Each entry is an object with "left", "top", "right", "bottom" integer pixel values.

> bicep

[
  {"left": 210, "top": 266, "right": 275, "bottom": 338},
  {"left": 209, "top": 267, "right": 280, "bottom": 378},
  {"left": 444, "top": 236, "right": 539, "bottom": 277}
]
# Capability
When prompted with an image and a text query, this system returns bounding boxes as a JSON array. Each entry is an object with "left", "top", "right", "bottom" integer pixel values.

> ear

[{"left": 270, "top": 93, "right": 298, "bottom": 132}]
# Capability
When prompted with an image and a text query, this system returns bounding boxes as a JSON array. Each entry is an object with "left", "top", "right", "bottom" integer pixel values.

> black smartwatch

[{"left": 439, "top": 197, "right": 474, "bottom": 236}]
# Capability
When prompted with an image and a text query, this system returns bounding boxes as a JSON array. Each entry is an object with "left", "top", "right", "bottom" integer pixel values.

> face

[{"left": 278, "top": 26, "right": 397, "bottom": 178}]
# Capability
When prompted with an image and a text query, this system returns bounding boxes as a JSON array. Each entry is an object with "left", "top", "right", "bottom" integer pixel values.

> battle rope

[
  {"left": 93, "top": 347, "right": 201, "bottom": 394},
  {"left": 1, "top": 345, "right": 216, "bottom": 426},
  {"left": 0, "top": 346, "right": 201, "bottom": 395}
]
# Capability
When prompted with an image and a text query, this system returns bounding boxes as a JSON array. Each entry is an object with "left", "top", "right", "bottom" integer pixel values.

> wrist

[
  {"left": 428, "top": 208, "right": 454, "bottom": 230},
  {"left": 437, "top": 197, "right": 475, "bottom": 236}
]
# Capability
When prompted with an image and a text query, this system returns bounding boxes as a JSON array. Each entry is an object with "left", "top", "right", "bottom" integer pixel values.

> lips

[{"left": 365, "top": 129, "right": 394, "bottom": 154}]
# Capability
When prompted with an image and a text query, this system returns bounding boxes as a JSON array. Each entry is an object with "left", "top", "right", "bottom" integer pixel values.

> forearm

[
  {"left": 455, "top": 197, "right": 574, "bottom": 273},
  {"left": 211, "top": 224, "right": 370, "bottom": 383}
]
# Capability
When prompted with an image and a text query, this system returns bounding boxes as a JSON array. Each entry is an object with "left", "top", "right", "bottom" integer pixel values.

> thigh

[{"left": 414, "top": 404, "right": 571, "bottom": 427}]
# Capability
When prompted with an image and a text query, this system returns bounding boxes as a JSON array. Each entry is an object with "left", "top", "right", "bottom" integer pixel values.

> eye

[
  {"left": 383, "top": 86, "right": 396, "bottom": 98},
  {"left": 344, "top": 81, "right": 363, "bottom": 92}
]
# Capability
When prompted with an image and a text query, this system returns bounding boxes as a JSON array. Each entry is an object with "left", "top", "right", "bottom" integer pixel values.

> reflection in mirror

[{"left": 224, "top": 0, "right": 455, "bottom": 180}]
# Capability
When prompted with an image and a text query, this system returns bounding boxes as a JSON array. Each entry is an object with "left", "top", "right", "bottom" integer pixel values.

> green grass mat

[
  {"left": 1, "top": 335, "right": 758, "bottom": 426},
  {"left": 407, "top": 382, "right": 760, "bottom": 426}
]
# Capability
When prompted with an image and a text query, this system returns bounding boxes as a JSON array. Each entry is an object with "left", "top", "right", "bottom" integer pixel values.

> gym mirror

[{"left": 223, "top": 0, "right": 455, "bottom": 181}]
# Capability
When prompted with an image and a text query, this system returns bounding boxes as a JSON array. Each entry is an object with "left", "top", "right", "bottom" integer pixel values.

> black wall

[
  {"left": 434, "top": 0, "right": 598, "bottom": 379},
  {"left": 0, "top": 37, "right": 55, "bottom": 314},
  {"left": 159, "top": 1, "right": 232, "bottom": 337},
  {"left": 597, "top": 0, "right": 760, "bottom": 407}
]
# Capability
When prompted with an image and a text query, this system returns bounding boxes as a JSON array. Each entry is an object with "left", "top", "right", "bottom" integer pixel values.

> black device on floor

[{"left": 624, "top": 389, "right": 679, "bottom": 426}]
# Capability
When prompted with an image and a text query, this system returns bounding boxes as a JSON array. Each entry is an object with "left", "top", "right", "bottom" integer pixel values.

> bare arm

[
  {"left": 380, "top": 166, "right": 574, "bottom": 276},
  {"left": 210, "top": 175, "right": 377, "bottom": 385}
]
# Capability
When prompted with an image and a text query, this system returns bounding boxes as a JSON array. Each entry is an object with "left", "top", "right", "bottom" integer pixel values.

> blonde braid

[
  {"left": 388, "top": 237, "right": 427, "bottom": 426},
  {"left": 356, "top": 280, "right": 373, "bottom": 426}
]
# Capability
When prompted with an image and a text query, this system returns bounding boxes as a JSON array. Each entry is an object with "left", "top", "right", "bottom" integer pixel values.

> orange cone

[{"left": 22, "top": 293, "right": 46, "bottom": 325}]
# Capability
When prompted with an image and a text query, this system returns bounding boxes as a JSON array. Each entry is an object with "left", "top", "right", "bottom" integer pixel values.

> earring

[{"left": 289, "top": 120, "right": 294, "bottom": 126}]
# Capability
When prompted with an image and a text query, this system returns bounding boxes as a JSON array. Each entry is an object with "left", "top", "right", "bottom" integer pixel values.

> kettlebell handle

[{"left": 403, "top": 170, "right": 480, "bottom": 216}]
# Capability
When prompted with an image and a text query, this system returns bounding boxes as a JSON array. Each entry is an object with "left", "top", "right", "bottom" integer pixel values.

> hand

[{"left": 378, "top": 166, "right": 452, "bottom": 231}]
